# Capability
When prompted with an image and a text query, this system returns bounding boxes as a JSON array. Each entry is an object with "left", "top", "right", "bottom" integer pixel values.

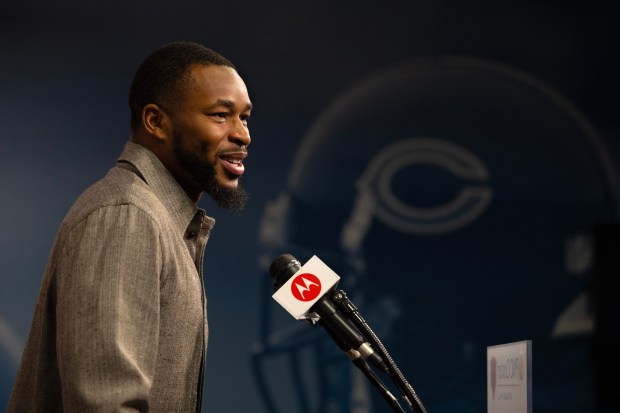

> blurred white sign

[{"left": 488, "top": 340, "right": 532, "bottom": 413}]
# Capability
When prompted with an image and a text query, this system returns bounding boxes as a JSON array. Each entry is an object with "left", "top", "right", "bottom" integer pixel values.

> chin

[{"left": 219, "top": 177, "right": 240, "bottom": 188}]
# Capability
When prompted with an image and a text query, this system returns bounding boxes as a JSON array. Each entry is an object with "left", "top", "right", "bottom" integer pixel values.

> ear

[{"left": 141, "top": 104, "right": 171, "bottom": 141}]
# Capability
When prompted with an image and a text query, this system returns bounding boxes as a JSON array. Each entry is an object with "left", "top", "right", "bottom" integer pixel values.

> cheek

[
  {"left": 191, "top": 124, "right": 223, "bottom": 148},
  {"left": 178, "top": 120, "right": 224, "bottom": 160},
  {"left": 194, "top": 138, "right": 218, "bottom": 163}
]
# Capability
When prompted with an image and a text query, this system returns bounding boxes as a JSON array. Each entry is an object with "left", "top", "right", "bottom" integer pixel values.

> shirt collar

[{"left": 116, "top": 141, "right": 215, "bottom": 236}]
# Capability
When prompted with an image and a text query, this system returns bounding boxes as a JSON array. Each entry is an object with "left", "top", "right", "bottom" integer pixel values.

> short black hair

[{"left": 128, "top": 41, "right": 236, "bottom": 132}]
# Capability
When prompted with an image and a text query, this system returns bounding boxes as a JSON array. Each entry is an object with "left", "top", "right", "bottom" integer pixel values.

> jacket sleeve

[{"left": 56, "top": 204, "right": 162, "bottom": 412}]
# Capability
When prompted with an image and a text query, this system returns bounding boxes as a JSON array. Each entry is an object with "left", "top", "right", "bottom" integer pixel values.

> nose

[{"left": 230, "top": 118, "right": 251, "bottom": 146}]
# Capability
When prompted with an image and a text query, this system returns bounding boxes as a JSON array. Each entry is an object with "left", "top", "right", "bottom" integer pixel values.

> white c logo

[{"left": 341, "top": 138, "right": 492, "bottom": 251}]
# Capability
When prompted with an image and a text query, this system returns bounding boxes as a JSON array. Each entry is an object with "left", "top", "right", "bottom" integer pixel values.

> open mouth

[{"left": 219, "top": 152, "right": 246, "bottom": 176}]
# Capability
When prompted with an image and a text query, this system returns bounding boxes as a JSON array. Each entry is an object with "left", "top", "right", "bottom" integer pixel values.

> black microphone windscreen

[{"left": 269, "top": 254, "right": 301, "bottom": 290}]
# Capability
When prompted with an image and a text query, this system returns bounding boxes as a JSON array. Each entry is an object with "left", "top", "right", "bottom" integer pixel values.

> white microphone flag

[{"left": 272, "top": 255, "right": 340, "bottom": 320}]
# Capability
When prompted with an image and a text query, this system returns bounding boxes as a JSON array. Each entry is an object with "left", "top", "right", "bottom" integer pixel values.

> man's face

[{"left": 167, "top": 64, "right": 252, "bottom": 209}]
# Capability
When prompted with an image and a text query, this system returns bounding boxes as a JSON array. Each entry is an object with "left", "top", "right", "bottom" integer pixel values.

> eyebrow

[{"left": 213, "top": 98, "right": 253, "bottom": 111}]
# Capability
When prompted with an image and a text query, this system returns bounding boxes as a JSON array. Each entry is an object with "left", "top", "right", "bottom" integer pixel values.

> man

[{"left": 7, "top": 41, "right": 252, "bottom": 412}]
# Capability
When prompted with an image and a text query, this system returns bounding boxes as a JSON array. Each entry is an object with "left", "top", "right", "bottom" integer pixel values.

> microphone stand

[
  {"left": 330, "top": 289, "right": 428, "bottom": 413},
  {"left": 319, "top": 319, "right": 406, "bottom": 413},
  {"left": 350, "top": 354, "right": 407, "bottom": 413}
]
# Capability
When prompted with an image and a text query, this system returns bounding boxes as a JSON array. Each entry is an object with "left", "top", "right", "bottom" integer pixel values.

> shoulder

[{"left": 60, "top": 166, "right": 168, "bottom": 236}]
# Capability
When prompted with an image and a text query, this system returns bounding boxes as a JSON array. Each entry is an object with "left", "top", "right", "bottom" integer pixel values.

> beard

[{"left": 172, "top": 128, "right": 249, "bottom": 211}]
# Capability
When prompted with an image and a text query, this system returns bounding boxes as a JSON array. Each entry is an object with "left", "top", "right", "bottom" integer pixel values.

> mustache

[{"left": 218, "top": 147, "right": 248, "bottom": 155}]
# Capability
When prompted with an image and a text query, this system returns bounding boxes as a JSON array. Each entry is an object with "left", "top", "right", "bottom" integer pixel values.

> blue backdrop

[{"left": 1, "top": 1, "right": 618, "bottom": 412}]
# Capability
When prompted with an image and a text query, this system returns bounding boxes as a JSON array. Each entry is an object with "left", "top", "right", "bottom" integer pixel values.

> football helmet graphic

[{"left": 252, "top": 57, "right": 618, "bottom": 413}]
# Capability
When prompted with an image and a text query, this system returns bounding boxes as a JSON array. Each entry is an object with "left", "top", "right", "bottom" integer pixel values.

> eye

[
  {"left": 240, "top": 113, "right": 250, "bottom": 126},
  {"left": 209, "top": 112, "right": 228, "bottom": 122}
]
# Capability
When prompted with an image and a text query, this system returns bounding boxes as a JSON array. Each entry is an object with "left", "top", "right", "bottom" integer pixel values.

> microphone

[{"left": 270, "top": 253, "right": 387, "bottom": 372}]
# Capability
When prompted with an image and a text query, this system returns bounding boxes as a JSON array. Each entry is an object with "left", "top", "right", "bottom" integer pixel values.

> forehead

[{"left": 182, "top": 64, "right": 250, "bottom": 107}]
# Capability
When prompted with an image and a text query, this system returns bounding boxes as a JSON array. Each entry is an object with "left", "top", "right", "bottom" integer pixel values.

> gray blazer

[{"left": 8, "top": 142, "right": 214, "bottom": 412}]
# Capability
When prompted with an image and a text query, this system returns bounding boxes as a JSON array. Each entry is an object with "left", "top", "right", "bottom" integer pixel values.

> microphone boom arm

[{"left": 330, "top": 289, "right": 428, "bottom": 413}]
